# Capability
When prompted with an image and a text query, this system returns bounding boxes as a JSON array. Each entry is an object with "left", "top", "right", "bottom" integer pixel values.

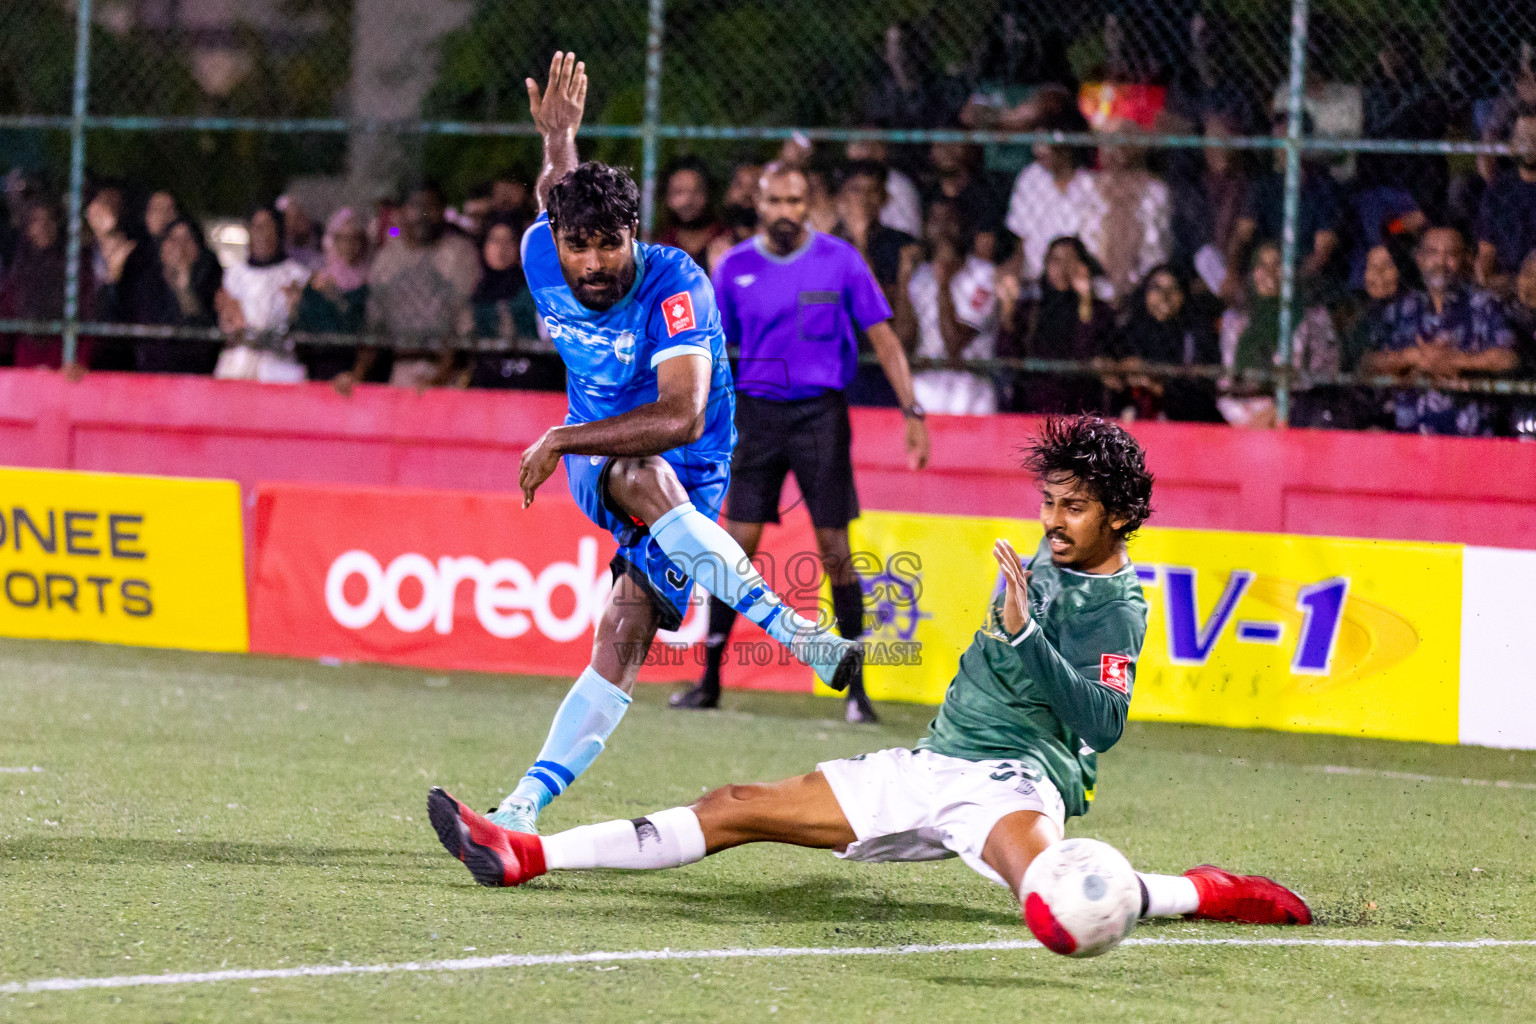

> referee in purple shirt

[{"left": 670, "top": 161, "right": 930, "bottom": 723}]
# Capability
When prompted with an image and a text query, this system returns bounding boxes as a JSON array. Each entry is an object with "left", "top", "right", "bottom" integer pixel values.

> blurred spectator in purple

[
  {"left": 923, "top": 142, "right": 1005, "bottom": 259},
  {"left": 278, "top": 195, "right": 324, "bottom": 272},
  {"left": 844, "top": 137, "right": 922, "bottom": 237},
  {"left": 897, "top": 196, "right": 1006, "bottom": 416},
  {"left": 705, "top": 162, "right": 761, "bottom": 272},
  {"left": 1107, "top": 263, "right": 1221, "bottom": 422},
  {"left": 1229, "top": 110, "right": 1344, "bottom": 294},
  {"left": 469, "top": 214, "right": 560, "bottom": 392},
  {"left": 1094, "top": 124, "right": 1172, "bottom": 301},
  {"left": 1217, "top": 240, "right": 1338, "bottom": 429},
  {"left": 213, "top": 205, "right": 310, "bottom": 383},
  {"left": 1003, "top": 106, "right": 1102, "bottom": 287},
  {"left": 1362, "top": 226, "right": 1517, "bottom": 435},
  {"left": 97, "top": 217, "right": 223, "bottom": 375},
  {"left": 1006, "top": 235, "right": 1114, "bottom": 413},
  {"left": 0, "top": 195, "right": 94, "bottom": 373},
  {"left": 294, "top": 207, "right": 371, "bottom": 384},
  {"left": 863, "top": 19, "right": 968, "bottom": 130},
  {"left": 657, "top": 157, "right": 728, "bottom": 271},
  {"left": 1345, "top": 172, "right": 1426, "bottom": 291},
  {"left": 1474, "top": 106, "right": 1536, "bottom": 296},
  {"left": 356, "top": 182, "right": 480, "bottom": 391},
  {"left": 1168, "top": 111, "right": 1250, "bottom": 287}
]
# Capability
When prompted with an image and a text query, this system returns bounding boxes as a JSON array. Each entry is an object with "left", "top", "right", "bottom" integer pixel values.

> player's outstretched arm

[
  {"left": 527, "top": 51, "right": 587, "bottom": 212},
  {"left": 994, "top": 538, "right": 1131, "bottom": 752}
]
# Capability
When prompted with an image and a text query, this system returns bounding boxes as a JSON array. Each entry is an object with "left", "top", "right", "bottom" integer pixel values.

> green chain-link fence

[{"left": 1, "top": 0, "right": 1533, "bottom": 417}]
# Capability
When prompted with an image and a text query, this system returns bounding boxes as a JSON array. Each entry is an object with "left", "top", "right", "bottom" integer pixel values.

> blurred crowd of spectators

[{"left": 2, "top": 13, "right": 1536, "bottom": 436}]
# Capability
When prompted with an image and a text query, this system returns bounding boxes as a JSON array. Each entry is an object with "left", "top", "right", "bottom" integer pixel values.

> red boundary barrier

[{"left": 4, "top": 367, "right": 1535, "bottom": 549}]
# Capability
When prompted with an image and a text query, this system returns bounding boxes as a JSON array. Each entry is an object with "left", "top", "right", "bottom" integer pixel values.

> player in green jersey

[{"left": 428, "top": 416, "right": 1311, "bottom": 927}]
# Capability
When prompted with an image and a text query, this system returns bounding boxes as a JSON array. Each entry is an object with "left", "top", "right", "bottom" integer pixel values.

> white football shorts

[{"left": 817, "top": 746, "right": 1067, "bottom": 888}]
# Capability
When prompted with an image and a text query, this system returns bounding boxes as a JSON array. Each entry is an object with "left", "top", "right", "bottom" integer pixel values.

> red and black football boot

[
  {"left": 426, "top": 787, "right": 547, "bottom": 888},
  {"left": 1184, "top": 865, "right": 1312, "bottom": 925}
]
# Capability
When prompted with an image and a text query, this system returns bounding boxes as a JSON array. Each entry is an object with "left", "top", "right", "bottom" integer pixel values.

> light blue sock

[
  {"left": 510, "top": 667, "right": 633, "bottom": 814},
  {"left": 650, "top": 503, "right": 826, "bottom": 648}
]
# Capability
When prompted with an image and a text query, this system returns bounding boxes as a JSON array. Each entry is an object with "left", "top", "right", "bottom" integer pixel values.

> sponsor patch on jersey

[
  {"left": 663, "top": 291, "right": 696, "bottom": 336},
  {"left": 1099, "top": 653, "right": 1131, "bottom": 694}
]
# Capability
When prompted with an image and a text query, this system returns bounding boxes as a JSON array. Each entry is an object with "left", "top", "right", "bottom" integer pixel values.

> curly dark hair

[
  {"left": 1022, "top": 416, "right": 1154, "bottom": 539},
  {"left": 547, "top": 162, "right": 640, "bottom": 241}
]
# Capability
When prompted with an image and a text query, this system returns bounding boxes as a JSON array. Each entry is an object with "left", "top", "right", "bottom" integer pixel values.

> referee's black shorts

[{"left": 726, "top": 390, "right": 860, "bottom": 529}]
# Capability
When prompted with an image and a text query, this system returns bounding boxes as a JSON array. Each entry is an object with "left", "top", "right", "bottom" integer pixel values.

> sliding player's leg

[
  {"left": 978, "top": 813, "right": 1311, "bottom": 927},
  {"left": 427, "top": 770, "right": 855, "bottom": 888},
  {"left": 606, "top": 455, "right": 860, "bottom": 690},
  {"left": 483, "top": 572, "right": 659, "bottom": 833}
]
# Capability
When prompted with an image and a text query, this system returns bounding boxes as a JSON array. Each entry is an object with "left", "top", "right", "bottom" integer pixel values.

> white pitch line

[
  {"left": 1314, "top": 764, "right": 1536, "bottom": 791},
  {"left": 1186, "top": 753, "right": 1536, "bottom": 793},
  {"left": 0, "top": 766, "right": 43, "bottom": 774},
  {"left": 6, "top": 937, "right": 1536, "bottom": 996}
]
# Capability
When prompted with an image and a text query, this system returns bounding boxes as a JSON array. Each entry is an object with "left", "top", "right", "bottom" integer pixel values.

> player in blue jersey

[{"left": 451, "top": 53, "right": 861, "bottom": 836}]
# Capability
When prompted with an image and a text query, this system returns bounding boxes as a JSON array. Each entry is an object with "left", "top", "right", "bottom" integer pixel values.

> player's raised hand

[
  {"left": 992, "top": 538, "right": 1032, "bottom": 636},
  {"left": 518, "top": 429, "right": 564, "bottom": 509},
  {"left": 527, "top": 51, "right": 588, "bottom": 138}
]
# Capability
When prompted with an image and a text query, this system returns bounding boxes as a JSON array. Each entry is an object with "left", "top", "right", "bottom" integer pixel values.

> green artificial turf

[{"left": 2, "top": 638, "right": 1534, "bottom": 1022}]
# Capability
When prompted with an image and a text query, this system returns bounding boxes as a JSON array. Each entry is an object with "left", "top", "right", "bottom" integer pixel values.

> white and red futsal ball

[{"left": 1021, "top": 838, "right": 1141, "bottom": 957}]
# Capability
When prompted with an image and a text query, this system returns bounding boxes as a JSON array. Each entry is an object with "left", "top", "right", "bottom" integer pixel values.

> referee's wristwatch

[{"left": 901, "top": 403, "right": 926, "bottom": 422}]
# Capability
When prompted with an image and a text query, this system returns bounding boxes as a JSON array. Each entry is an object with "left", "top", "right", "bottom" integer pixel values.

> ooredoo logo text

[{"left": 324, "top": 538, "right": 607, "bottom": 643}]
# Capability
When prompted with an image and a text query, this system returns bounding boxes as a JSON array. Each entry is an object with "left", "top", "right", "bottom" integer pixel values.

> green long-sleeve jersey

[{"left": 915, "top": 538, "right": 1149, "bottom": 819}]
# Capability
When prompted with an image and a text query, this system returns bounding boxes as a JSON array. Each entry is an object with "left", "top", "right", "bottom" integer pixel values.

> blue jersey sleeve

[
  {"left": 644, "top": 254, "right": 723, "bottom": 371},
  {"left": 520, "top": 214, "right": 562, "bottom": 296}
]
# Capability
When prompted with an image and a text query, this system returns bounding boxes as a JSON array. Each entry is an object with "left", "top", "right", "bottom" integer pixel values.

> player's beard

[{"left": 571, "top": 260, "right": 637, "bottom": 312}]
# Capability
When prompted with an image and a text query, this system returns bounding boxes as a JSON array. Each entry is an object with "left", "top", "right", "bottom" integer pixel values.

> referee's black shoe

[
  {"left": 842, "top": 659, "right": 878, "bottom": 725},
  {"left": 668, "top": 681, "right": 719, "bottom": 710}
]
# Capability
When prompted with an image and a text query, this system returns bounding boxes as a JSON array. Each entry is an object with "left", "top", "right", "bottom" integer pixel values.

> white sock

[
  {"left": 541, "top": 806, "right": 707, "bottom": 871},
  {"left": 1138, "top": 872, "right": 1200, "bottom": 917}
]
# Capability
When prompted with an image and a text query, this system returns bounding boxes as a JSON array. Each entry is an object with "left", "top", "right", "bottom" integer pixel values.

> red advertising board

[{"left": 248, "top": 481, "right": 818, "bottom": 690}]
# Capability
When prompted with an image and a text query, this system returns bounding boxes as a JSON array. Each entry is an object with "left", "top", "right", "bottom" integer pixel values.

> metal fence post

[
  {"left": 638, "top": 0, "right": 667, "bottom": 238},
  {"left": 1275, "top": 0, "right": 1311, "bottom": 426},
  {"left": 62, "top": 0, "right": 94, "bottom": 368}
]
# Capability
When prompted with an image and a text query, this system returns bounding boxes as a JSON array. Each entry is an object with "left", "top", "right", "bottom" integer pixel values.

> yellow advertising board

[
  {"left": 837, "top": 510, "right": 1460, "bottom": 745},
  {"left": 0, "top": 467, "right": 248, "bottom": 652}
]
